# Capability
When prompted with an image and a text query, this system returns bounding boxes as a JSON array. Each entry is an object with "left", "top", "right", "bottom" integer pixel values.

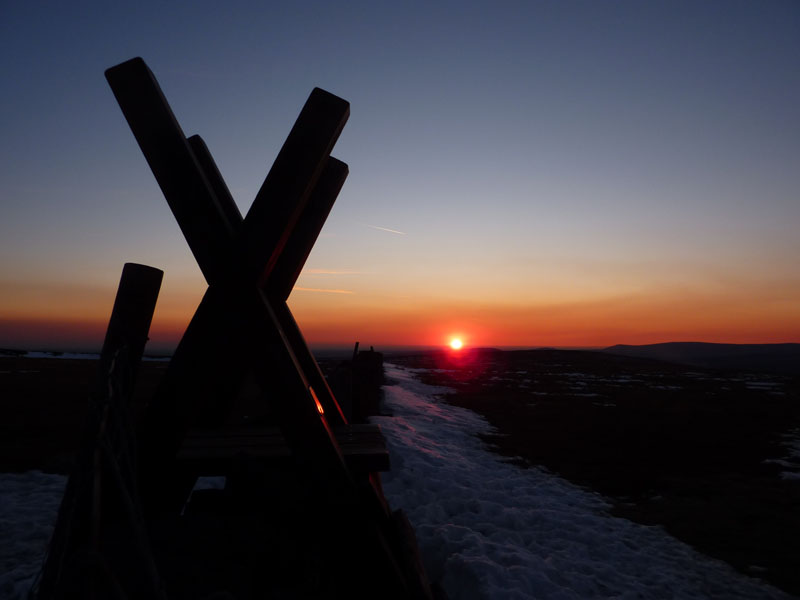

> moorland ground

[{"left": 3, "top": 349, "right": 800, "bottom": 595}]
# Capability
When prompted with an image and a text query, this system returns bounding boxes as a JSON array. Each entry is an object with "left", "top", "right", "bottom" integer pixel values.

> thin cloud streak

[
  {"left": 305, "top": 269, "right": 362, "bottom": 275},
  {"left": 365, "top": 224, "right": 406, "bottom": 235},
  {"left": 293, "top": 286, "right": 355, "bottom": 295}
]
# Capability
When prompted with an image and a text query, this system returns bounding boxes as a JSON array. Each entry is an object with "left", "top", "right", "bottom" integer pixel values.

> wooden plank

[
  {"left": 239, "top": 285, "right": 356, "bottom": 498},
  {"left": 136, "top": 286, "right": 251, "bottom": 512},
  {"left": 105, "top": 58, "right": 237, "bottom": 285},
  {"left": 262, "top": 158, "right": 350, "bottom": 421},
  {"left": 269, "top": 157, "right": 348, "bottom": 300},
  {"left": 271, "top": 300, "right": 347, "bottom": 424},
  {"left": 97, "top": 263, "right": 163, "bottom": 385},
  {"left": 178, "top": 424, "right": 390, "bottom": 473},
  {"left": 242, "top": 88, "right": 349, "bottom": 287},
  {"left": 187, "top": 135, "right": 243, "bottom": 239}
]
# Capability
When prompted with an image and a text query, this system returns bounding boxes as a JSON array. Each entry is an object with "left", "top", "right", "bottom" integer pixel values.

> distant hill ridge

[{"left": 602, "top": 342, "right": 800, "bottom": 375}]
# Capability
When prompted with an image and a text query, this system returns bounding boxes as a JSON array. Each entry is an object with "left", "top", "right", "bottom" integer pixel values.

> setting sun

[{"left": 449, "top": 338, "right": 463, "bottom": 350}]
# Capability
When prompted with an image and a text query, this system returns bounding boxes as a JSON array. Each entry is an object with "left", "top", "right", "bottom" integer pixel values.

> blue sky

[{"left": 1, "top": 1, "right": 798, "bottom": 350}]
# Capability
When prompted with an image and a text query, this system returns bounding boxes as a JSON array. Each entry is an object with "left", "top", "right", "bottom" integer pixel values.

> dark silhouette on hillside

[{"left": 603, "top": 342, "right": 800, "bottom": 375}]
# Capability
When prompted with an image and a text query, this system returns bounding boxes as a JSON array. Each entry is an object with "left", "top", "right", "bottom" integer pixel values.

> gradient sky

[{"left": 1, "top": 1, "right": 798, "bottom": 352}]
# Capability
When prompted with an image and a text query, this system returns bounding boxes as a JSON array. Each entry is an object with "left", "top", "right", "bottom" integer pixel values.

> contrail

[
  {"left": 293, "top": 286, "right": 354, "bottom": 294},
  {"left": 365, "top": 224, "right": 406, "bottom": 235}
]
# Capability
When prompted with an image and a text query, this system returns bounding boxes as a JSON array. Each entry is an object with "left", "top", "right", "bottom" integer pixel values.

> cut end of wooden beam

[
  {"left": 104, "top": 56, "right": 149, "bottom": 82},
  {"left": 328, "top": 156, "right": 349, "bottom": 177},
  {"left": 122, "top": 262, "right": 164, "bottom": 278},
  {"left": 310, "top": 87, "right": 351, "bottom": 119}
]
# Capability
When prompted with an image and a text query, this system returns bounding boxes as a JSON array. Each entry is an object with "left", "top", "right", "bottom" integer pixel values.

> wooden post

[
  {"left": 35, "top": 263, "right": 164, "bottom": 600},
  {"left": 97, "top": 263, "right": 163, "bottom": 395},
  {"left": 105, "top": 59, "right": 237, "bottom": 285}
]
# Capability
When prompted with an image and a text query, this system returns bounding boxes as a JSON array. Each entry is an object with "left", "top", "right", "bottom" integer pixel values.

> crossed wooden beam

[
  {"left": 105, "top": 58, "right": 433, "bottom": 597},
  {"left": 36, "top": 58, "right": 434, "bottom": 599},
  {"left": 104, "top": 57, "right": 392, "bottom": 513}
]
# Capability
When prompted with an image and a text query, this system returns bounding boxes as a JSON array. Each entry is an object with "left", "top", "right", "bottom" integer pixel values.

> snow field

[
  {"left": 0, "top": 472, "right": 65, "bottom": 599},
  {"left": 375, "top": 364, "right": 792, "bottom": 600}
]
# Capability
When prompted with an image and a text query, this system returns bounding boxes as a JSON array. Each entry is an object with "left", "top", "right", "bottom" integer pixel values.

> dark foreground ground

[
  {"left": 3, "top": 350, "right": 800, "bottom": 596},
  {"left": 0, "top": 354, "right": 431, "bottom": 599},
  {"left": 389, "top": 348, "right": 800, "bottom": 597},
  {"left": 0, "top": 356, "right": 166, "bottom": 473}
]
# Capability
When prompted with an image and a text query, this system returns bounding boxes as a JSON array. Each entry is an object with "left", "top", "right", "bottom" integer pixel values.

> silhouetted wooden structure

[
  {"left": 35, "top": 263, "right": 166, "bottom": 600},
  {"left": 34, "top": 57, "right": 436, "bottom": 599}
]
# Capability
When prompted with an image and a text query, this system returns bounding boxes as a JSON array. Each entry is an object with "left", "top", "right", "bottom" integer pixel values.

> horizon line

[{"left": 3, "top": 340, "right": 799, "bottom": 358}]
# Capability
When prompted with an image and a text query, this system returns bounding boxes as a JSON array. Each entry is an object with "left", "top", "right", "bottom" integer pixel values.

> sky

[{"left": 1, "top": 1, "right": 798, "bottom": 352}]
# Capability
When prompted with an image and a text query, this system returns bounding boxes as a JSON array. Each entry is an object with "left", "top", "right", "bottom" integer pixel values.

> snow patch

[
  {"left": 375, "top": 364, "right": 791, "bottom": 599},
  {"left": 0, "top": 472, "right": 66, "bottom": 599}
]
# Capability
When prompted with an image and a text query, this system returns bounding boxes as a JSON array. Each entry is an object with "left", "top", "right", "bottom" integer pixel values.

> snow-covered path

[
  {"left": 374, "top": 364, "right": 792, "bottom": 600},
  {"left": 0, "top": 364, "right": 793, "bottom": 599},
  {"left": 0, "top": 472, "right": 65, "bottom": 599}
]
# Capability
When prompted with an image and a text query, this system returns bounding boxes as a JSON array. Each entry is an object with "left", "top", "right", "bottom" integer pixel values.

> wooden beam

[
  {"left": 105, "top": 58, "right": 237, "bottom": 285},
  {"left": 233, "top": 285, "right": 355, "bottom": 500},
  {"left": 272, "top": 300, "right": 347, "bottom": 424},
  {"left": 242, "top": 88, "right": 349, "bottom": 287},
  {"left": 178, "top": 424, "right": 390, "bottom": 474},
  {"left": 269, "top": 157, "right": 348, "bottom": 301},
  {"left": 97, "top": 262, "right": 163, "bottom": 384},
  {"left": 187, "top": 135, "right": 243, "bottom": 239}
]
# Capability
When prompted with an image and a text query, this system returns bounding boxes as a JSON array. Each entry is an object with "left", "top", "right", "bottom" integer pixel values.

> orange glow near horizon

[
  {"left": 2, "top": 281, "right": 800, "bottom": 353},
  {"left": 285, "top": 290, "right": 800, "bottom": 349},
  {"left": 3, "top": 295, "right": 800, "bottom": 353}
]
